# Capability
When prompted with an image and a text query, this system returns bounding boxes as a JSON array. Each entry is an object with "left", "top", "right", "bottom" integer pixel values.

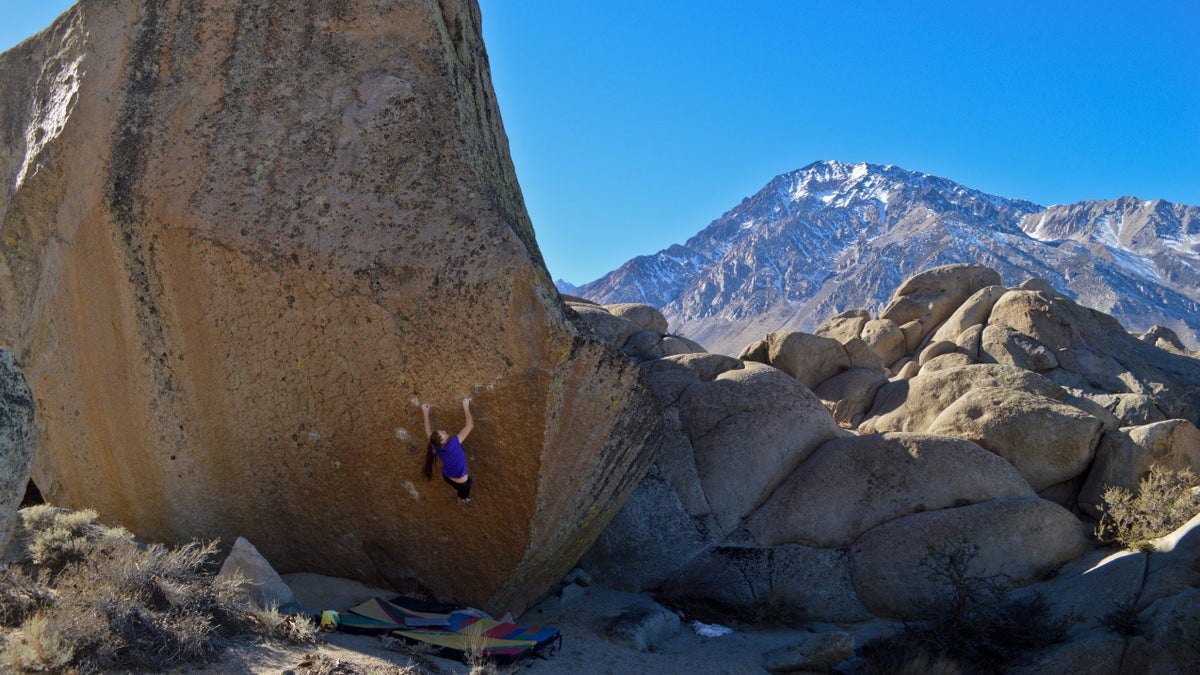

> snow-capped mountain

[{"left": 574, "top": 160, "right": 1200, "bottom": 355}]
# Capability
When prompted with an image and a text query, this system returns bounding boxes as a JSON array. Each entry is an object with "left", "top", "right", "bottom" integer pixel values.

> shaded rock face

[
  {"left": 0, "top": 0, "right": 661, "bottom": 615},
  {"left": 0, "top": 349, "right": 36, "bottom": 552}
]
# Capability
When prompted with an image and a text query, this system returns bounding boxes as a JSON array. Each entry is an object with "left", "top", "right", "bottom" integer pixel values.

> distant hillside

[{"left": 576, "top": 161, "right": 1200, "bottom": 354}]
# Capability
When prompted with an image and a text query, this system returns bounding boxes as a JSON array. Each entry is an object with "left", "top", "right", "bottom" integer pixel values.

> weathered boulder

[
  {"left": 925, "top": 387, "right": 1105, "bottom": 491},
  {"left": 1017, "top": 277, "right": 1056, "bottom": 293},
  {"left": 603, "top": 303, "right": 669, "bottom": 335},
  {"left": 879, "top": 264, "right": 1002, "bottom": 340},
  {"left": 1085, "top": 393, "right": 1166, "bottom": 427},
  {"left": 987, "top": 290, "right": 1200, "bottom": 420},
  {"left": 568, "top": 302, "right": 642, "bottom": 348},
  {"left": 920, "top": 351, "right": 974, "bottom": 373},
  {"left": 893, "top": 359, "right": 921, "bottom": 380},
  {"left": 955, "top": 323, "right": 984, "bottom": 359},
  {"left": 813, "top": 368, "right": 888, "bottom": 428},
  {"left": 580, "top": 467, "right": 712, "bottom": 592},
  {"left": 0, "top": 0, "right": 661, "bottom": 615},
  {"left": 813, "top": 309, "right": 871, "bottom": 344},
  {"left": 745, "top": 433, "right": 1036, "bottom": 548},
  {"left": 843, "top": 337, "right": 885, "bottom": 370},
  {"left": 900, "top": 319, "right": 925, "bottom": 355},
  {"left": 643, "top": 353, "right": 745, "bottom": 406},
  {"left": 620, "top": 328, "right": 704, "bottom": 362},
  {"left": 980, "top": 324, "right": 1059, "bottom": 371},
  {"left": 916, "top": 339, "right": 958, "bottom": 365},
  {"left": 738, "top": 331, "right": 850, "bottom": 390},
  {"left": 929, "top": 285, "right": 1008, "bottom": 343},
  {"left": 865, "top": 364, "right": 1088, "bottom": 434},
  {"left": 218, "top": 536, "right": 300, "bottom": 612},
  {"left": 860, "top": 319, "right": 906, "bottom": 366},
  {"left": 0, "top": 349, "right": 36, "bottom": 552},
  {"left": 1080, "top": 420, "right": 1200, "bottom": 516},
  {"left": 661, "top": 544, "right": 873, "bottom": 623},
  {"left": 661, "top": 335, "right": 707, "bottom": 357},
  {"left": 602, "top": 600, "right": 681, "bottom": 653},
  {"left": 1138, "top": 325, "right": 1192, "bottom": 355},
  {"left": 849, "top": 498, "right": 1089, "bottom": 619},
  {"left": 678, "top": 362, "right": 844, "bottom": 533}
]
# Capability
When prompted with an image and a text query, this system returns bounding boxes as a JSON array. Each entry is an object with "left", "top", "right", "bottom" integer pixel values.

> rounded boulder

[
  {"left": 925, "top": 387, "right": 1105, "bottom": 490},
  {"left": 849, "top": 498, "right": 1089, "bottom": 619},
  {"left": 745, "top": 433, "right": 1036, "bottom": 548}
]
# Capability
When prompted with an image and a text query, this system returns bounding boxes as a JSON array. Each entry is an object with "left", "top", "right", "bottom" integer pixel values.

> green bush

[
  {"left": 0, "top": 505, "right": 316, "bottom": 672},
  {"left": 859, "top": 542, "right": 1074, "bottom": 675},
  {"left": 1095, "top": 465, "right": 1200, "bottom": 550}
]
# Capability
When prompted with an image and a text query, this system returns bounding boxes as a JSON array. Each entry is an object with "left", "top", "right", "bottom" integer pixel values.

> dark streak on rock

[{"left": 104, "top": 0, "right": 185, "bottom": 455}]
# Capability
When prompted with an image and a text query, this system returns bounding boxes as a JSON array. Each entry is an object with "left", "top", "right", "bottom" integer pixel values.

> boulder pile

[{"left": 582, "top": 263, "right": 1200, "bottom": 670}]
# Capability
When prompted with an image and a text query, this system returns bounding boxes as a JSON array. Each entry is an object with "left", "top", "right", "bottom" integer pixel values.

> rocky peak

[{"left": 578, "top": 161, "right": 1200, "bottom": 354}]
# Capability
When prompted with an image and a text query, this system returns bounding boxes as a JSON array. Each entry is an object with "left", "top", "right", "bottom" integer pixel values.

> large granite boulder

[
  {"left": 579, "top": 466, "right": 712, "bottom": 592},
  {"left": 924, "top": 387, "right": 1106, "bottom": 491},
  {"left": 878, "top": 264, "right": 1001, "bottom": 342},
  {"left": 738, "top": 331, "right": 851, "bottom": 390},
  {"left": 987, "top": 290, "right": 1200, "bottom": 420},
  {"left": 0, "top": 0, "right": 661, "bottom": 615},
  {"left": 864, "top": 363, "right": 1090, "bottom": 433},
  {"left": 0, "top": 349, "right": 36, "bottom": 552},
  {"left": 849, "top": 498, "right": 1089, "bottom": 619},
  {"left": 661, "top": 544, "right": 873, "bottom": 623},
  {"left": 929, "top": 285, "right": 1008, "bottom": 343},
  {"left": 860, "top": 319, "right": 906, "bottom": 366},
  {"left": 745, "top": 433, "right": 1037, "bottom": 548},
  {"left": 678, "top": 362, "right": 845, "bottom": 533},
  {"left": 813, "top": 309, "right": 871, "bottom": 344}
]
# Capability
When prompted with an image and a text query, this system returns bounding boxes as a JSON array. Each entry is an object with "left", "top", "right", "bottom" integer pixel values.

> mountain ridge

[{"left": 575, "top": 161, "right": 1200, "bottom": 354}]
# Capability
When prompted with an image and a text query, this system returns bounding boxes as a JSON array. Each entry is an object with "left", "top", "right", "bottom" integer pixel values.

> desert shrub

[
  {"left": 16, "top": 506, "right": 131, "bottom": 578},
  {"left": 1095, "top": 465, "right": 1200, "bottom": 550},
  {"left": 0, "top": 566, "right": 52, "bottom": 627},
  {"left": 859, "top": 542, "right": 1074, "bottom": 675},
  {"left": 0, "top": 506, "right": 316, "bottom": 672}
]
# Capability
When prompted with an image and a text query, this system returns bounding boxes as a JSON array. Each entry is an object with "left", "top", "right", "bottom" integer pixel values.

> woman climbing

[{"left": 421, "top": 397, "right": 475, "bottom": 505}]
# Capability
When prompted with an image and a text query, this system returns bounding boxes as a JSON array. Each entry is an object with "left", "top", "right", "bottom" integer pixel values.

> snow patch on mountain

[{"left": 574, "top": 160, "right": 1200, "bottom": 354}]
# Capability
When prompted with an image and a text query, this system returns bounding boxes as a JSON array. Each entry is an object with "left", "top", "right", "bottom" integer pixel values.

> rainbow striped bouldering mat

[{"left": 337, "top": 596, "right": 561, "bottom": 665}]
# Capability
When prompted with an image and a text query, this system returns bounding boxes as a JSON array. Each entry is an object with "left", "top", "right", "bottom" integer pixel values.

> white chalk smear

[{"left": 402, "top": 481, "right": 420, "bottom": 501}]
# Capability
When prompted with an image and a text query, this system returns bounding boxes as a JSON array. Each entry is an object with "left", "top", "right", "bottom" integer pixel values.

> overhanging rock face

[{"left": 0, "top": 0, "right": 661, "bottom": 615}]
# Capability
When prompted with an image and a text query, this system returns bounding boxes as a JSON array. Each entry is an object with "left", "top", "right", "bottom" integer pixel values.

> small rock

[
  {"left": 559, "top": 582, "right": 586, "bottom": 605},
  {"left": 603, "top": 603, "right": 681, "bottom": 652},
  {"left": 218, "top": 536, "right": 300, "bottom": 612},
  {"left": 564, "top": 567, "right": 593, "bottom": 586}
]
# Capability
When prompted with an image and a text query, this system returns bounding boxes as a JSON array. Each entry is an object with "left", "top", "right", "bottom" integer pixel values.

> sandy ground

[{"left": 183, "top": 573, "right": 897, "bottom": 674}]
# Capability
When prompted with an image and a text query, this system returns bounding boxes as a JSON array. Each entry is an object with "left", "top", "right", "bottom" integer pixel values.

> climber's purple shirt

[{"left": 436, "top": 435, "right": 468, "bottom": 480}]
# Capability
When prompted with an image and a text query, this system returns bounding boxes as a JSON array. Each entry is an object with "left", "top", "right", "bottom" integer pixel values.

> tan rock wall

[{"left": 0, "top": 0, "right": 660, "bottom": 615}]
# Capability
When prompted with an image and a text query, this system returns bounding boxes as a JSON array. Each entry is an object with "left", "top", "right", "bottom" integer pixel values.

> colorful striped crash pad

[{"left": 337, "top": 596, "right": 561, "bottom": 665}]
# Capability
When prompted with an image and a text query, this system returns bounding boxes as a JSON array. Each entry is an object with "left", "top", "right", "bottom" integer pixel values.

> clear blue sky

[{"left": 5, "top": 2, "right": 1198, "bottom": 285}]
